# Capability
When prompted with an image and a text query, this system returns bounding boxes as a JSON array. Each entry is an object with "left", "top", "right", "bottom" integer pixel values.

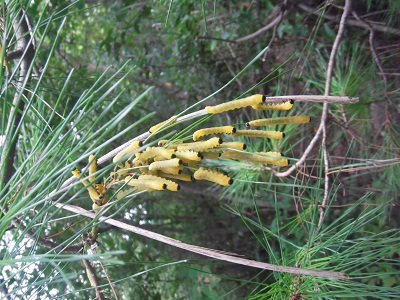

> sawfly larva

[
  {"left": 246, "top": 115, "right": 310, "bottom": 127},
  {"left": 233, "top": 130, "right": 284, "bottom": 139},
  {"left": 251, "top": 99, "right": 294, "bottom": 111},
  {"left": 193, "top": 167, "right": 233, "bottom": 186},
  {"left": 193, "top": 126, "right": 236, "bottom": 141},
  {"left": 205, "top": 94, "right": 264, "bottom": 114}
]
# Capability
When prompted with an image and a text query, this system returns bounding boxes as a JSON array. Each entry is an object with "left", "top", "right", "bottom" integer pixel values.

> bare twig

[
  {"left": 317, "top": 0, "right": 352, "bottom": 230},
  {"left": 273, "top": 4, "right": 355, "bottom": 181},
  {"left": 327, "top": 159, "right": 400, "bottom": 175},
  {"left": 54, "top": 202, "right": 349, "bottom": 280},
  {"left": 298, "top": 3, "right": 400, "bottom": 36},
  {"left": 262, "top": 95, "right": 358, "bottom": 103},
  {"left": 91, "top": 246, "right": 119, "bottom": 300},
  {"left": 235, "top": 12, "right": 285, "bottom": 44},
  {"left": 351, "top": 11, "right": 388, "bottom": 87},
  {"left": 82, "top": 259, "right": 106, "bottom": 300}
]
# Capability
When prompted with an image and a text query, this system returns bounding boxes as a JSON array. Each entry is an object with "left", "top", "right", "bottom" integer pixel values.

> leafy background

[{"left": 1, "top": 0, "right": 399, "bottom": 299}]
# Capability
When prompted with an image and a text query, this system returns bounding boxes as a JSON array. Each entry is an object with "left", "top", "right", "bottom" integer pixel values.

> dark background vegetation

[{"left": 1, "top": 0, "right": 399, "bottom": 299}]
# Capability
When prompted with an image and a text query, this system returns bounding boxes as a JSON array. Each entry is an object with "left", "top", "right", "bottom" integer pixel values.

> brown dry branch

[
  {"left": 351, "top": 10, "right": 388, "bottom": 87},
  {"left": 91, "top": 245, "right": 119, "bottom": 300},
  {"left": 298, "top": 3, "right": 400, "bottom": 36},
  {"left": 54, "top": 202, "right": 349, "bottom": 280},
  {"left": 235, "top": 0, "right": 302, "bottom": 43},
  {"left": 82, "top": 259, "right": 106, "bottom": 300},
  {"left": 317, "top": 0, "right": 352, "bottom": 230},
  {"left": 326, "top": 159, "right": 400, "bottom": 175}
]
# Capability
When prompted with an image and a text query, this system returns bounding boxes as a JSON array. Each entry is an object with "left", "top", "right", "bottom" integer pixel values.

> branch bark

[
  {"left": 0, "top": 7, "right": 35, "bottom": 192},
  {"left": 317, "top": 0, "right": 351, "bottom": 230},
  {"left": 54, "top": 202, "right": 349, "bottom": 280},
  {"left": 298, "top": 3, "right": 400, "bottom": 36}
]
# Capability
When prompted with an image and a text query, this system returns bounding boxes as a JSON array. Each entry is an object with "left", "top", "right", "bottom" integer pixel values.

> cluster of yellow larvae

[{"left": 72, "top": 94, "right": 310, "bottom": 212}]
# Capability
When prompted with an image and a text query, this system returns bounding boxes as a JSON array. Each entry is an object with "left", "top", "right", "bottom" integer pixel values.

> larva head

[{"left": 72, "top": 168, "right": 81, "bottom": 177}]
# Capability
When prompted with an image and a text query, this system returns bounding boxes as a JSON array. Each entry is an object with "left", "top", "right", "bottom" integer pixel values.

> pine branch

[{"left": 54, "top": 202, "right": 349, "bottom": 280}]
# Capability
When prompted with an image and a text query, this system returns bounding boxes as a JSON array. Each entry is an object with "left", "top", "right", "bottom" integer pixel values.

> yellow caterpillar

[
  {"left": 251, "top": 99, "right": 294, "bottom": 111},
  {"left": 193, "top": 167, "right": 233, "bottom": 186},
  {"left": 72, "top": 168, "right": 103, "bottom": 205},
  {"left": 88, "top": 154, "right": 97, "bottom": 183},
  {"left": 246, "top": 116, "right": 310, "bottom": 127},
  {"left": 138, "top": 174, "right": 180, "bottom": 191},
  {"left": 88, "top": 155, "right": 107, "bottom": 198},
  {"left": 216, "top": 142, "right": 247, "bottom": 150},
  {"left": 201, "top": 152, "right": 221, "bottom": 159},
  {"left": 192, "top": 126, "right": 236, "bottom": 141},
  {"left": 221, "top": 151, "right": 288, "bottom": 166},
  {"left": 138, "top": 147, "right": 176, "bottom": 163},
  {"left": 113, "top": 140, "right": 143, "bottom": 163},
  {"left": 175, "top": 150, "right": 203, "bottom": 162},
  {"left": 149, "top": 115, "right": 178, "bottom": 133},
  {"left": 176, "top": 137, "right": 222, "bottom": 152},
  {"left": 155, "top": 166, "right": 183, "bottom": 175},
  {"left": 233, "top": 130, "right": 284, "bottom": 139},
  {"left": 125, "top": 176, "right": 167, "bottom": 191},
  {"left": 205, "top": 94, "right": 264, "bottom": 114},
  {"left": 156, "top": 172, "right": 194, "bottom": 182},
  {"left": 147, "top": 147, "right": 177, "bottom": 159},
  {"left": 148, "top": 158, "right": 182, "bottom": 171},
  {"left": 157, "top": 140, "right": 179, "bottom": 149}
]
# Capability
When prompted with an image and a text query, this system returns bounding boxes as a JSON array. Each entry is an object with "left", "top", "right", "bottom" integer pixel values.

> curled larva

[
  {"left": 136, "top": 148, "right": 154, "bottom": 163},
  {"left": 193, "top": 126, "right": 236, "bottom": 141},
  {"left": 175, "top": 150, "right": 203, "bottom": 162},
  {"left": 193, "top": 167, "right": 233, "bottom": 186},
  {"left": 233, "top": 130, "right": 284, "bottom": 139},
  {"left": 176, "top": 137, "right": 222, "bottom": 152},
  {"left": 221, "top": 151, "right": 288, "bottom": 166},
  {"left": 72, "top": 168, "right": 103, "bottom": 204},
  {"left": 149, "top": 115, "right": 177, "bottom": 133},
  {"left": 125, "top": 175, "right": 167, "bottom": 191},
  {"left": 251, "top": 99, "right": 294, "bottom": 111},
  {"left": 205, "top": 94, "right": 264, "bottom": 114},
  {"left": 148, "top": 158, "right": 182, "bottom": 171},
  {"left": 246, "top": 116, "right": 311, "bottom": 127},
  {"left": 113, "top": 140, "right": 144, "bottom": 163}
]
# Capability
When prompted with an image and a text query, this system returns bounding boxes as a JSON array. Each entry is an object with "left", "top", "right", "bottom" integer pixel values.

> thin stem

[
  {"left": 317, "top": 0, "right": 351, "bottom": 230},
  {"left": 54, "top": 202, "right": 349, "bottom": 280}
]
